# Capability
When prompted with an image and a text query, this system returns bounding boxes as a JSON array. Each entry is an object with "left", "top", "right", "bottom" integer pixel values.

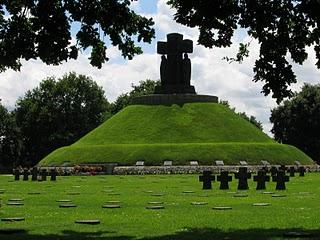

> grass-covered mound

[{"left": 40, "top": 103, "right": 313, "bottom": 166}]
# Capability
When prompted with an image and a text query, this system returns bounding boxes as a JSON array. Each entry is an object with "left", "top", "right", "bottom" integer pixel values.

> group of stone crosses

[
  {"left": 199, "top": 165, "right": 306, "bottom": 190},
  {"left": 13, "top": 167, "right": 57, "bottom": 181}
]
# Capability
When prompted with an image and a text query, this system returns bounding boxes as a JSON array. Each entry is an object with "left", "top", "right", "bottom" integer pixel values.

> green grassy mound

[{"left": 40, "top": 103, "right": 313, "bottom": 166}]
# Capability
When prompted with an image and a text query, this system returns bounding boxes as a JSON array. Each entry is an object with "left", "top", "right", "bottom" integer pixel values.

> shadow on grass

[{"left": 0, "top": 228, "right": 319, "bottom": 240}]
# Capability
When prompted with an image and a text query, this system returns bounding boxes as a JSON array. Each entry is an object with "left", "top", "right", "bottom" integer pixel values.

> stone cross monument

[{"left": 154, "top": 33, "right": 196, "bottom": 94}]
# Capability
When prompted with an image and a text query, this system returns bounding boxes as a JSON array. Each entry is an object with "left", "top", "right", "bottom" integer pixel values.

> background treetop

[
  {"left": 168, "top": 0, "right": 320, "bottom": 102},
  {"left": 0, "top": 0, "right": 155, "bottom": 71}
]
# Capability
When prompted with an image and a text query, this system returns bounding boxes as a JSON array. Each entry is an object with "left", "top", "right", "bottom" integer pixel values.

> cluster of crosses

[
  {"left": 199, "top": 165, "right": 306, "bottom": 190},
  {"left": 13, "top": 168, "right": 57, "bottom": 181}
]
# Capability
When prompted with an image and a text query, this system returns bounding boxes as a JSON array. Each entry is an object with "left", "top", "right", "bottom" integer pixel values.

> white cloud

[{"left": 1, "top": 0, "right": 320, "bottom": 137}]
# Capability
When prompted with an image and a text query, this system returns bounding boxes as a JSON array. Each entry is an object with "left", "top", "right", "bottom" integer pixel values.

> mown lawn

[{"left": 0, "top": 173, "right": 319, "bottom": 239}]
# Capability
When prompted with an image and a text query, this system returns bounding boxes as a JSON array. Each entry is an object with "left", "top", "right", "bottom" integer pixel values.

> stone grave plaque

[
  {"left": 135, "top": 161, "right": 144, "bottom": 166},
  {"left": 252, "top": 203, "right": 270, "bottom": 206},
  {"left": 215, "top": 160, "right": 224, "bottom": 166},
  {"left": 1, "top": 217, "right": 25, "bottom": 222},
  {"left": 199, "top": 171, "right": 215, "bottom": 190},
  {"left": 163, "top": 161, "right": 172, "bottom": 166},
  {"left": 235, "top": 167, "right": 251, "bottom": 190},
  {"left": 56, "top": 200, "right": 72, "bottom": 203},
  {"left": 59, "top": 204, "right": 77, "bottom": 208},
  {"left": 146, "top": 205, "right": 164, "bottom": 209},
  {"left": 75, "top": 220, "right": 100, "bottom": 225},
  {"left": 239, "top": 161, "right": 248, "bottom": 166},
  {"left": 272, "top": 170, "right": 289, "bottom": 190},
  {"left": 190, "top": 161, "right": 198, "bottom": 166},
  {"left": 212, "top": 206, "right": 232, "bottom": 210},
  {"left": 7, "top": 202, "right": 24, "bottom": 206},
  {"left": 102, "top": 204, "right": 121, "bottom": 208},
  {"left": 272, "top": 194, "right": 286, "bottom": 198},
  {"left": 217, "top": 171, "right": 232, "bottom": 190},
  {"left": 191, "top": 202, "right": 208, "bottom": 205},
  {"left": 253, "top": 170, "right": 270, "bottom": 190},
  {"left": 148, "top": 201, "right": 163, "bottom": 204}
]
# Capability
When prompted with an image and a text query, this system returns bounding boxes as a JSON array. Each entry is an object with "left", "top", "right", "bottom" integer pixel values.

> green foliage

[
  {"left": 0, "top": 1, "right": 155, "bottom": 71},
  {"left": 15, "top": 72, "right": 109, "bottom": 165},
  {"left": 168, "top": 0, "right": 320, "bottom": 103},
  {"left": 219, "top": 100, "right": 263, "bottom": 131},
  {"left": 40, "top": 103, "right": 312, "bottom": 166},
  {"left": 0, "top": 101, "right": 23, "bottom": 168},
  {"left": 110, "top": 79, "right": 160, "bottom": 114},
  {"left": 270, "top": 84, "right": 320, "bottom": 163},
  {"left": 0, "top": 173, "right": 319, "bottom": 239}
]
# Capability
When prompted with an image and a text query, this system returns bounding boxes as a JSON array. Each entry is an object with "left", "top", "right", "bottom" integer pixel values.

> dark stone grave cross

[
  {"left": 298, "top": 166, "right": 306, "bottom": 177},
  {"left": 23, "top": 169, "right": 29, "bottom": 181},
  {"left": 50, "top": 169, "right": 57, "bottom": 181},
  {"left": 279, "top": 165, "right": 287, "bottom": 172},
  {"left": 13, "top": 169, "right": 20, "bottom": 181},
  {"left": 155, "top": 33, "right": 195, "bottom": 94},
  {"left": 41, "top": 169, "right": 47, "bottom": 181},
  {"left": 31, "top": 167, "right": 38, "bottom": 181},
  {"left": 270, "top": 166, "right": 278, "bottom": 176},
  {"left": 217, "top": 171, "right": 232, "bottom": 190},
  {"left": 199, "top": 171, "right": 215, "bottom": 190},
  {"left": 235, "top": 167, "right": 251, "bottom": 190},
  {"left": 253, "top": 170, "right": 270, "bottom": 190},
  {"left": 272, "top": 170, "right": 289, "bottom": 190},
  {"left": 288, "top": 166, "right": 295, "bottom": 177}
]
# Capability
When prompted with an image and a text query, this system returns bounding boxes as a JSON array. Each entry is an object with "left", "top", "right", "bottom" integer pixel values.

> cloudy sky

[{"left": 0, "top": 0, "right": 320, "bottom": 135}]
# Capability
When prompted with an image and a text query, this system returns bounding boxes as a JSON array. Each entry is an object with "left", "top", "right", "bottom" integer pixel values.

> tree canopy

[
  {"left": 0, "top": 0, "right": 155, "bottom": 71},
  {"left": 270, "top": 84, "right": 320, "bottom": 163},
  {"left": 15, "top": 72, "right": 109, "bottom": 165},
  {"left": 168, "top": 0, "right": 320, "bottom": 102}
]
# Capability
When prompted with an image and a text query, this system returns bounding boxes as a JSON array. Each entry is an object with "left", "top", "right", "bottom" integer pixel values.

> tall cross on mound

[{"left": 155, "top": 33, "right": 196, "bottom": 94}]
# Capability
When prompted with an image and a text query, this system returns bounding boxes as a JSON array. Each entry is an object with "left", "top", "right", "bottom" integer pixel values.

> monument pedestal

[
  {"left": 154, "top": 85, "right": 196, "bottom": 94},
  {"left": 131, "top": 94, "right": 218, "bottom": 106}
]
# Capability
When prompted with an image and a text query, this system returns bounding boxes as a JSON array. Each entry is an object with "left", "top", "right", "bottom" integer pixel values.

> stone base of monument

[
  {"left": 154, "top": 85, "right": 196, "bottom": 94},
  {"left": 131, "top": 94, "right": 218, "bottom": 106}
]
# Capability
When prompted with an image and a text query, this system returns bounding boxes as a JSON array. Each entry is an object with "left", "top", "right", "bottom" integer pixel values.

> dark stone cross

[
  {"left": 13, "top": 169, "right": 20, "bottom": 181},
  {"left": 272, "top": 170, "right": 289, "bottom": 190},
  {"left": 155, "top": 33, "right": 196, "bottom": 94},
  {"left": 253, "top": 170, "right": 270, "bottom": 190},
  {"left": 288, "top": 166, "right": 295, "bottom": 177},
  {"left": 31, "top": 167, "right": 38, "bottom": 181},
  {"left": 235, "top": 167, "right": 251, "bottom": 190},
  {"left": 199, "top": 171, "right": 215, "bottom": 190},
  {"left": 217, "top": 171, "right": 232, "bottom": 190},
  {"left": 279, "top": 165, "right": 287, "bottom": 172},
  {"left": 298, "top": 166, "right": 306, "bottom": 176},
  {"left": 41, "top": 169, "right": 47, "bottom": 181},
  {"left": 23, "top": 169, "right": 29, "bottom": 181},
  {"left": 50, "top": 169, "right": 57, "bottom": 181}
]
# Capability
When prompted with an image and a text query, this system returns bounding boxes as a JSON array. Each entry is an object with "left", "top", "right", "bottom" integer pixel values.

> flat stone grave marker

[
  {"left": 144, "top": 190, "right": 153, "bottom": 193},
  {"left": 191, "top": 202, "right": 208, "bottom": 205},
  {"left": 235, "top": 167, "right": 251, "bottom": 190},
  {"left": 253, "top": 170, "right": 270, "bottom": 190},
  {"left": 1, "top": 217, "right": 25, "bottom": 222},
  {"left": 212, "top": 206, "right": 232, "bottom": 210},
  {"left": 8, "top": 199, "right": 23, "bottom": 202},
  {"left": 72, "top": 186, "right": 81, "bottom": 188},
  {"left": 283, "top": 232, "right": 313, "bottom": 238},
  {"left": 56, "top": 200, "right": 72, "bottom": 203},
  {"left": 148, "top": 201, "right": 163, "bottom": 204},
  {"left": 217, "top": 171, "right": 232, "bottom": 190},
  {"left": 108, "top": 193, "right": 120, "bottom": 196},
  {"left": 0, "top": 229, "right": 26, "bottom": 234},
  {"left": 299, "top": 166, "right": 306, "bottom": 176},
  {"left": 262, "top": 191, "right": 274, "bottom": 195},
  {"left": 7, "top": 202, "right": 24, "bottom": 206},
  {"left": 102, "top": 204, "right": 121, "bottom": 208},
  {"left": 272, "top": 194, "right": 286, "bottom": 198},
  {"left": 75, "top": 220, "right": 100, "bottom": 225},
  {"left": 67, "top": 192, "right": 80, "bottom": 195},
  {"left": 252, "top": 203, "right": 270, "bottom": 207},
  {"left": 182, "top": 190, "right": 195, "bottom": 194},
  {"left": 288, "top": 166, "right": 295, "bottom": 177},
  {"left": 135, "top": 161, "right": 144, "bottom": 166},
  {"left": 163, "top": 161, "right": 172, "bottom": 166},
  {"left": 233, "top": 193, "right": 248, "bottom": 197},
  {"left": 146, "top": 205, "right": 164, "bottom": 209},
  {"left": 190, "top": 161, "right": 198, "bottom": 166},
  {"left": 151, "top": 193, "right": 164, "bottom": 196},
  {"left": 106, "top": 201, "right": 121, "bottom": 204},
  {"left": 28, "top": 192, "right": 41, "bottom": 195},
  {"left": 272, "top": 170, "right": 289, "bottom": 190},
  {"left": 59, "top": 204, "right": 77, "bottom": 208},
  {"left": 215, "top": 160, "right": 224, "bottom": 166},
  {"left": 199, "top": 171, "right": 215, "bottom": 190},
  {"left": 239, "top": 161, "right": 248, "bottom": 166}
]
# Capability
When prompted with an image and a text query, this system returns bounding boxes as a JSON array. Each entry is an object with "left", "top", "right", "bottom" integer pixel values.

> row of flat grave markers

[
  {"left": 199, "top": 166, "right": 306, "bottom": 191},
  {"left": 13, "top": 168, "right": 57, "bottom": 181}
]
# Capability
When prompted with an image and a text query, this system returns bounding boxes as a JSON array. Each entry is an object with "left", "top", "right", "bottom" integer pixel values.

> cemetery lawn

[
  {"left": 40, "top": 103, "right": 313, "bottom": 166},
  {"left": 1, "top": 174, "right": 320, "bottom": 239}
]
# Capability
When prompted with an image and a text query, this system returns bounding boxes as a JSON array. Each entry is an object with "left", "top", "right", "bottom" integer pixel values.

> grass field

[
  {"left": 0, "top": 173, "right": 320, "bottom": 239},
  {"left": 40, "top": 103, "right": 313, "bottom": 166}
]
